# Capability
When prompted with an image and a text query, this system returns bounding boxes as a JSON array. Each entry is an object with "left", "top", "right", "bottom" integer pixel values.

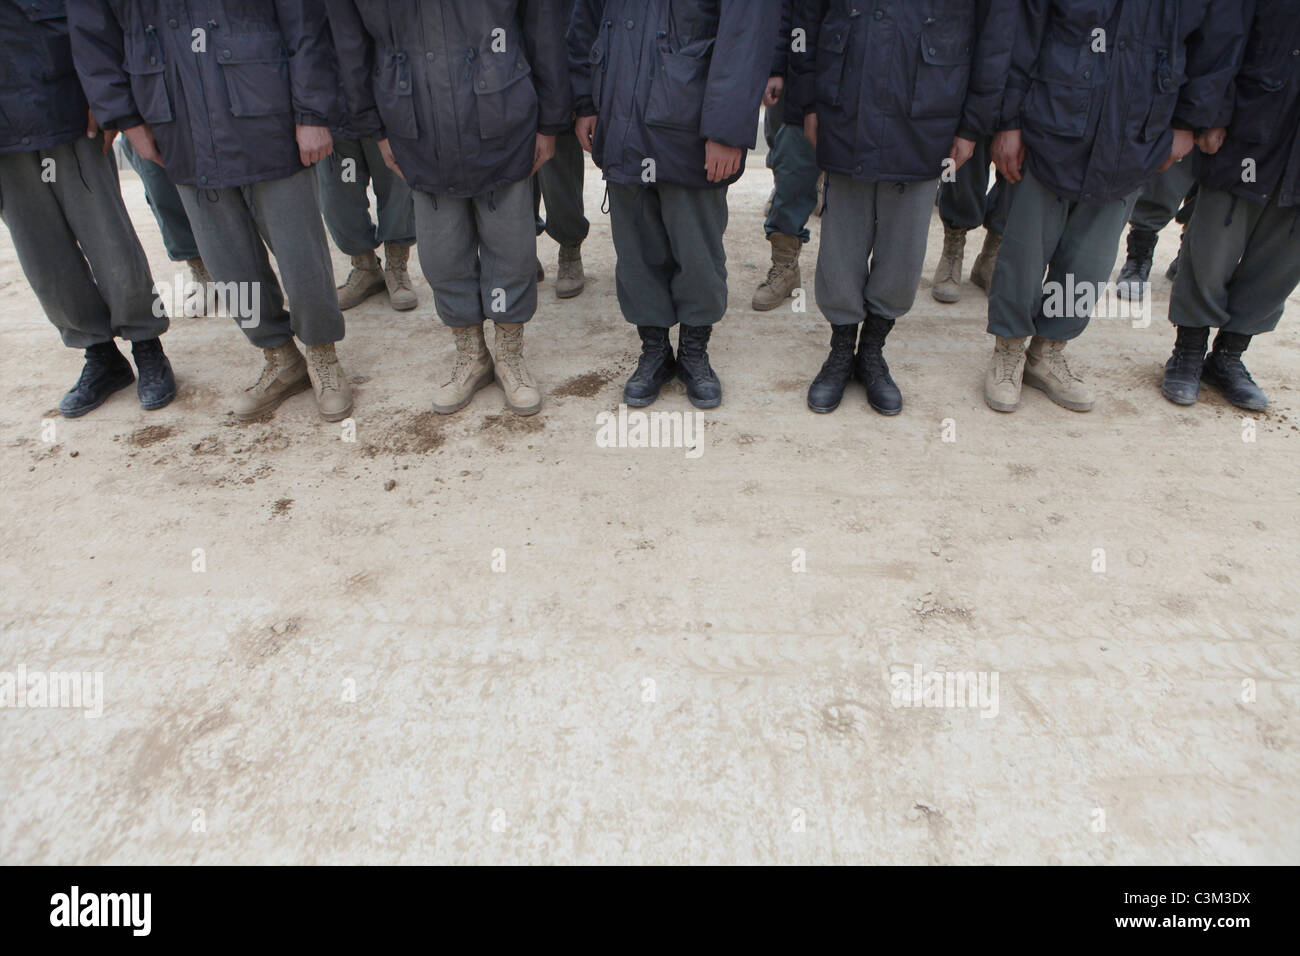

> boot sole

[
  {"left": 1161, "top": 383, "right": 1199, "bottom": 406},
  {"left": 808, "top": 398, "right": 841, "bottom": 414},
  {"left": 1023, "top": 369, "right": 1094, "bottom": 412},
  {"left": 59, "top": 373, "right": 136, "bottom": 419},
  {"left": 140, "top": 385, "right": 177, "bottom": 411},
  {"left": 235, "top": 377, "right": 311, "bottom": 422},
  {"left": 338, "top": 280, "right": 388, "bottom": 311},
  {"left": 318, "top": 399, "right": 354, "bottom": 423},
  {"left": 389, "top": 298, "right": 418, "bottom": 312},
  {"left": 555, "top": 285, "right": 585, "bottom": 300},
  {"left": 931, "top": 286, "right": 961, "bottom": 304},
  {"left": 686, "top": 393, "right": 722, "bottom": 410},
  {"left": 504, "top": 398, "right": 543, "bottom": 416},
  {"left": 1201, "top": 371, "right": 1267, "bottom": 411},
  {"left": 984, "top": 390, "right": 1020, "bottom": 413},
  {"left": 868, "top": 399, "right": 902, "bottom": 416},
  {"left": 432, "top": 367, "right": 495, "bottom": 416}
]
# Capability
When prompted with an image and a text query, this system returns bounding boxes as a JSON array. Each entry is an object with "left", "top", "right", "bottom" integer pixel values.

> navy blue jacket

[
  {"left": 1000, "top": 0, "right": 1251, "bottom": 204},
  {"left": 1195, "top": 0, "right": 1300, "bottom": 209},
  {"left": 569, "top": 0, "right": 785, "bottom": 189},
  {"left": 0, "top": 0, "right": 89, "bottom": 154},
  {"left": 787, "top": 0, "right": 1017, "bottom": 184},
  {"left": 325, "top": 0, "right": 571, "bottom": 199},
  {"left": 67, "top": 0, "right": 337, "bottom": 190}
]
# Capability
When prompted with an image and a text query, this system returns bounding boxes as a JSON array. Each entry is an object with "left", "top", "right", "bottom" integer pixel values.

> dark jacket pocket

[
  {"left": 814, "top": 17, "right": 851, "bottom": 107},
  {"left": 216, "top": 35, "right": 292, "bottom": 118},
  {"left": 645, "top": 46, "right": 712, "bottom": 132},
  {"left": 1229, "top": 74, "right": 1287, "bottom": 144},
  {"left": 1026, "top": 78, "right": 1092, "bottom": 140},
  {"left": 910, "top": 39, "right": 972, "bottom": 121},
  {"left": 474, "top": 54, "right": 536, "bottom": 142},
  {"left": 124, "top": 42, "right": 173, "bottom": 125},
  {"left": 375, "top": 51, "right": 418, "bottom": 140}
]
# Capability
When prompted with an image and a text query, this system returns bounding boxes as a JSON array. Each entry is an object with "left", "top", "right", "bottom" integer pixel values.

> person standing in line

[
  {"left": 751, "top": 1, "right": 820, "bottom": 313},
  {"left": 569, "top": 0, "right": 784, "bottom": 410},
  {"left": 789, "top": 0, "right": 1015, "bottom": 415},
  {"left": 931, "top": 137, "right": 1011, "bottom": 304},
  {"left": 318, "top": 20, "right": 418, "bottom": 316},
  {"left": 1162, "top": 0, "right": 1300, "bottom": 412},
  {"left": 70, "top": 0, "right": 353, "bottom": 424},
  {"left": 0, "top": 0, "right": 175, "bottom": 419},
  {"left": 534, "top": 126, "right": 591, "bottom": 299},
  {"left": 1113, "top": 160, "right": 1198, "bottom": 301},
  {"left": 328, "top": 0, "right": 571, "bottom": 417},
  {"left": 983, "top": 0, "right": 1249, "bottom": 415}
]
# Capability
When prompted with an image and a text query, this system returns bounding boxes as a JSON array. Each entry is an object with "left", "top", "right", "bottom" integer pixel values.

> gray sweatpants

[
  {"left": 1169, "top": 186, "right": 1300, "bottom": 337},
  {"left": 988, "top": 168, "right": 1140, "bottom": 341},
  {"left": 534, "top": 130, "right": 589, "bottom": 249},
  {"left": 815, "top": 174, "right": 937, "bottom": 327},
  {"left": 607, "top": 182, "right": 729, "bottom": 328},
  {"left": 317, "top": 137, "right": 416, "bottom": 257},
  {"left": 177, "top": 167, "right": 344, "bottom": 349},
  {"left": 0, "top": 135, "right": 164, "bottom": 349},
  {"left": 413, "top": 176, "right": 536, "bottom": 327}
]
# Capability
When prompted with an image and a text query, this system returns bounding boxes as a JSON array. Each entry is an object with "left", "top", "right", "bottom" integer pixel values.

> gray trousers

[
  {"left": 938, "top": 137, "right": 1010, "bottom": 235},
  {"left": 0, "top": 135, "right": 165, "bottom": 349},
  {"left": 607, "top": 182, "right": 729, "bottom": 328},
  {"left": 1130, "top": 158, "right": 1197, "bottom": 234},
  {"left": 988, "top": 168, "right": 1140, "bottom": 341},
  {"left": 177, "top": 167, "right": 344, "bottom": 349},
  {"left": 763, "top": 95, "right": 819, "bottom": 243},
  {"left": 1169, "top": 187, "right": 1300, "bottom": 337},
  {"left": 413, "top": 176, "right": 536, "bottom": 327},
  {"left": 815, "top": 174, "right": 937, "bottom": 327},
  {"left": 534, "top": 130, "right": 589, "bottom": 249},
  {"left": 119, "top": 136, "right": 200, "bottom": 262},
  {"left": 317, "top": 137, "right": 416, "bottom": 257}
]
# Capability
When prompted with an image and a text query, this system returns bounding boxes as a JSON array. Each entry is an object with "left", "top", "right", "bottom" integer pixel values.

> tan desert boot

[
  {"left": 970, "top": 230, "right": 1003, "bottom": 293},
  {"left": 433, "top": 324, "right": 494, "bottom": 415},
  {"left": 555, "top": 244, "right": 586, "bottom": 299},
  {"left": 337, "top": 251, "right": 386, "bottom": 311},
  {"left": 931, "top": 226, "right": 966, "bottom": 303},
  {"left": 233, "top": 341, "right": 310, "bottom": 421},
  {"left": 984, "top": 336, "right": 1029, "bottom": 413},
  {"left": 493, "top": 321, "right": 542, "bottom": 416},
  {"left": 382, "top": 242, "right": 418, "bottom": 311},
  {"left": 751, "top": 233, "right": 801, "bottom": 311},
  {"left": 1024, "top": 337, "right": 1094, "bottom": 412},
  {"left": 304, "top": 342, "right": 353, "bottom": 422}
]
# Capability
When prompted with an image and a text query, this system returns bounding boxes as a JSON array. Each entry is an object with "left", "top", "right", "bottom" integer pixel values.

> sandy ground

[{"left": 0, "top": 146, "right": 1297, "bottom": 865}]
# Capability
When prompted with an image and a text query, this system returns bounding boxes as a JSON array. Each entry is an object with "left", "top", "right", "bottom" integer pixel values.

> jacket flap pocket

[
  {"left": 920, "top": 40, "right": 972, "bottom": 68},
  {"left": 474, "top": 55, "right": 531, "bottom": 96},
  {"left": 216, "top": 35, "right": 287, "bottom": 66}
]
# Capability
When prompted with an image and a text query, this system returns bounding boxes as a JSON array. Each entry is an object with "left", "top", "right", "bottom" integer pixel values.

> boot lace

[
  {"left": 1043, "top": 344, "right": 1083, "bottom": 383},
  {"left": 994, "top": 346, "right": 1023, "bottom": 384},
  {"left": 309, "top": 350, "right": 340, "bottom": 392}
]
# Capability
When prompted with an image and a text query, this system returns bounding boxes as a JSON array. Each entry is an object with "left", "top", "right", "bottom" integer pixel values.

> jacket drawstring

[
  {"left": 487, "top": 190, "right": 496, "bottom": 212},
  {"left": 600, "top": 184, "right": 610, "bottom": 215}
]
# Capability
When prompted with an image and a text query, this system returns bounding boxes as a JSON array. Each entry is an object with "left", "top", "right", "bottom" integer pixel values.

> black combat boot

[
  {"left": 131, "top": 337, "right": 177, "bottom": 411},
  {"left": 1203, "top": 331, "right": 1268, "bottom": 410},
  {"left": 1115, "top": 228, "right": 1157, "bottom": 301},
  {"left": 807, "top": 323, "right": 857, "bottom": 413},
  {"left": 855, "top": 315, "right": 902, "bottom": 416},
  {"left": 623, "top": 326, "right": 675, "bottom": 408},
  {"left": 1161, "top": 325, "right": 1209, "bottom": 406},
  {"left": 58, "top": 340, "right": 135, "bottom": 418},
  {"left": 676, "top": 325, "right": 722, "bottom": 409}
]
